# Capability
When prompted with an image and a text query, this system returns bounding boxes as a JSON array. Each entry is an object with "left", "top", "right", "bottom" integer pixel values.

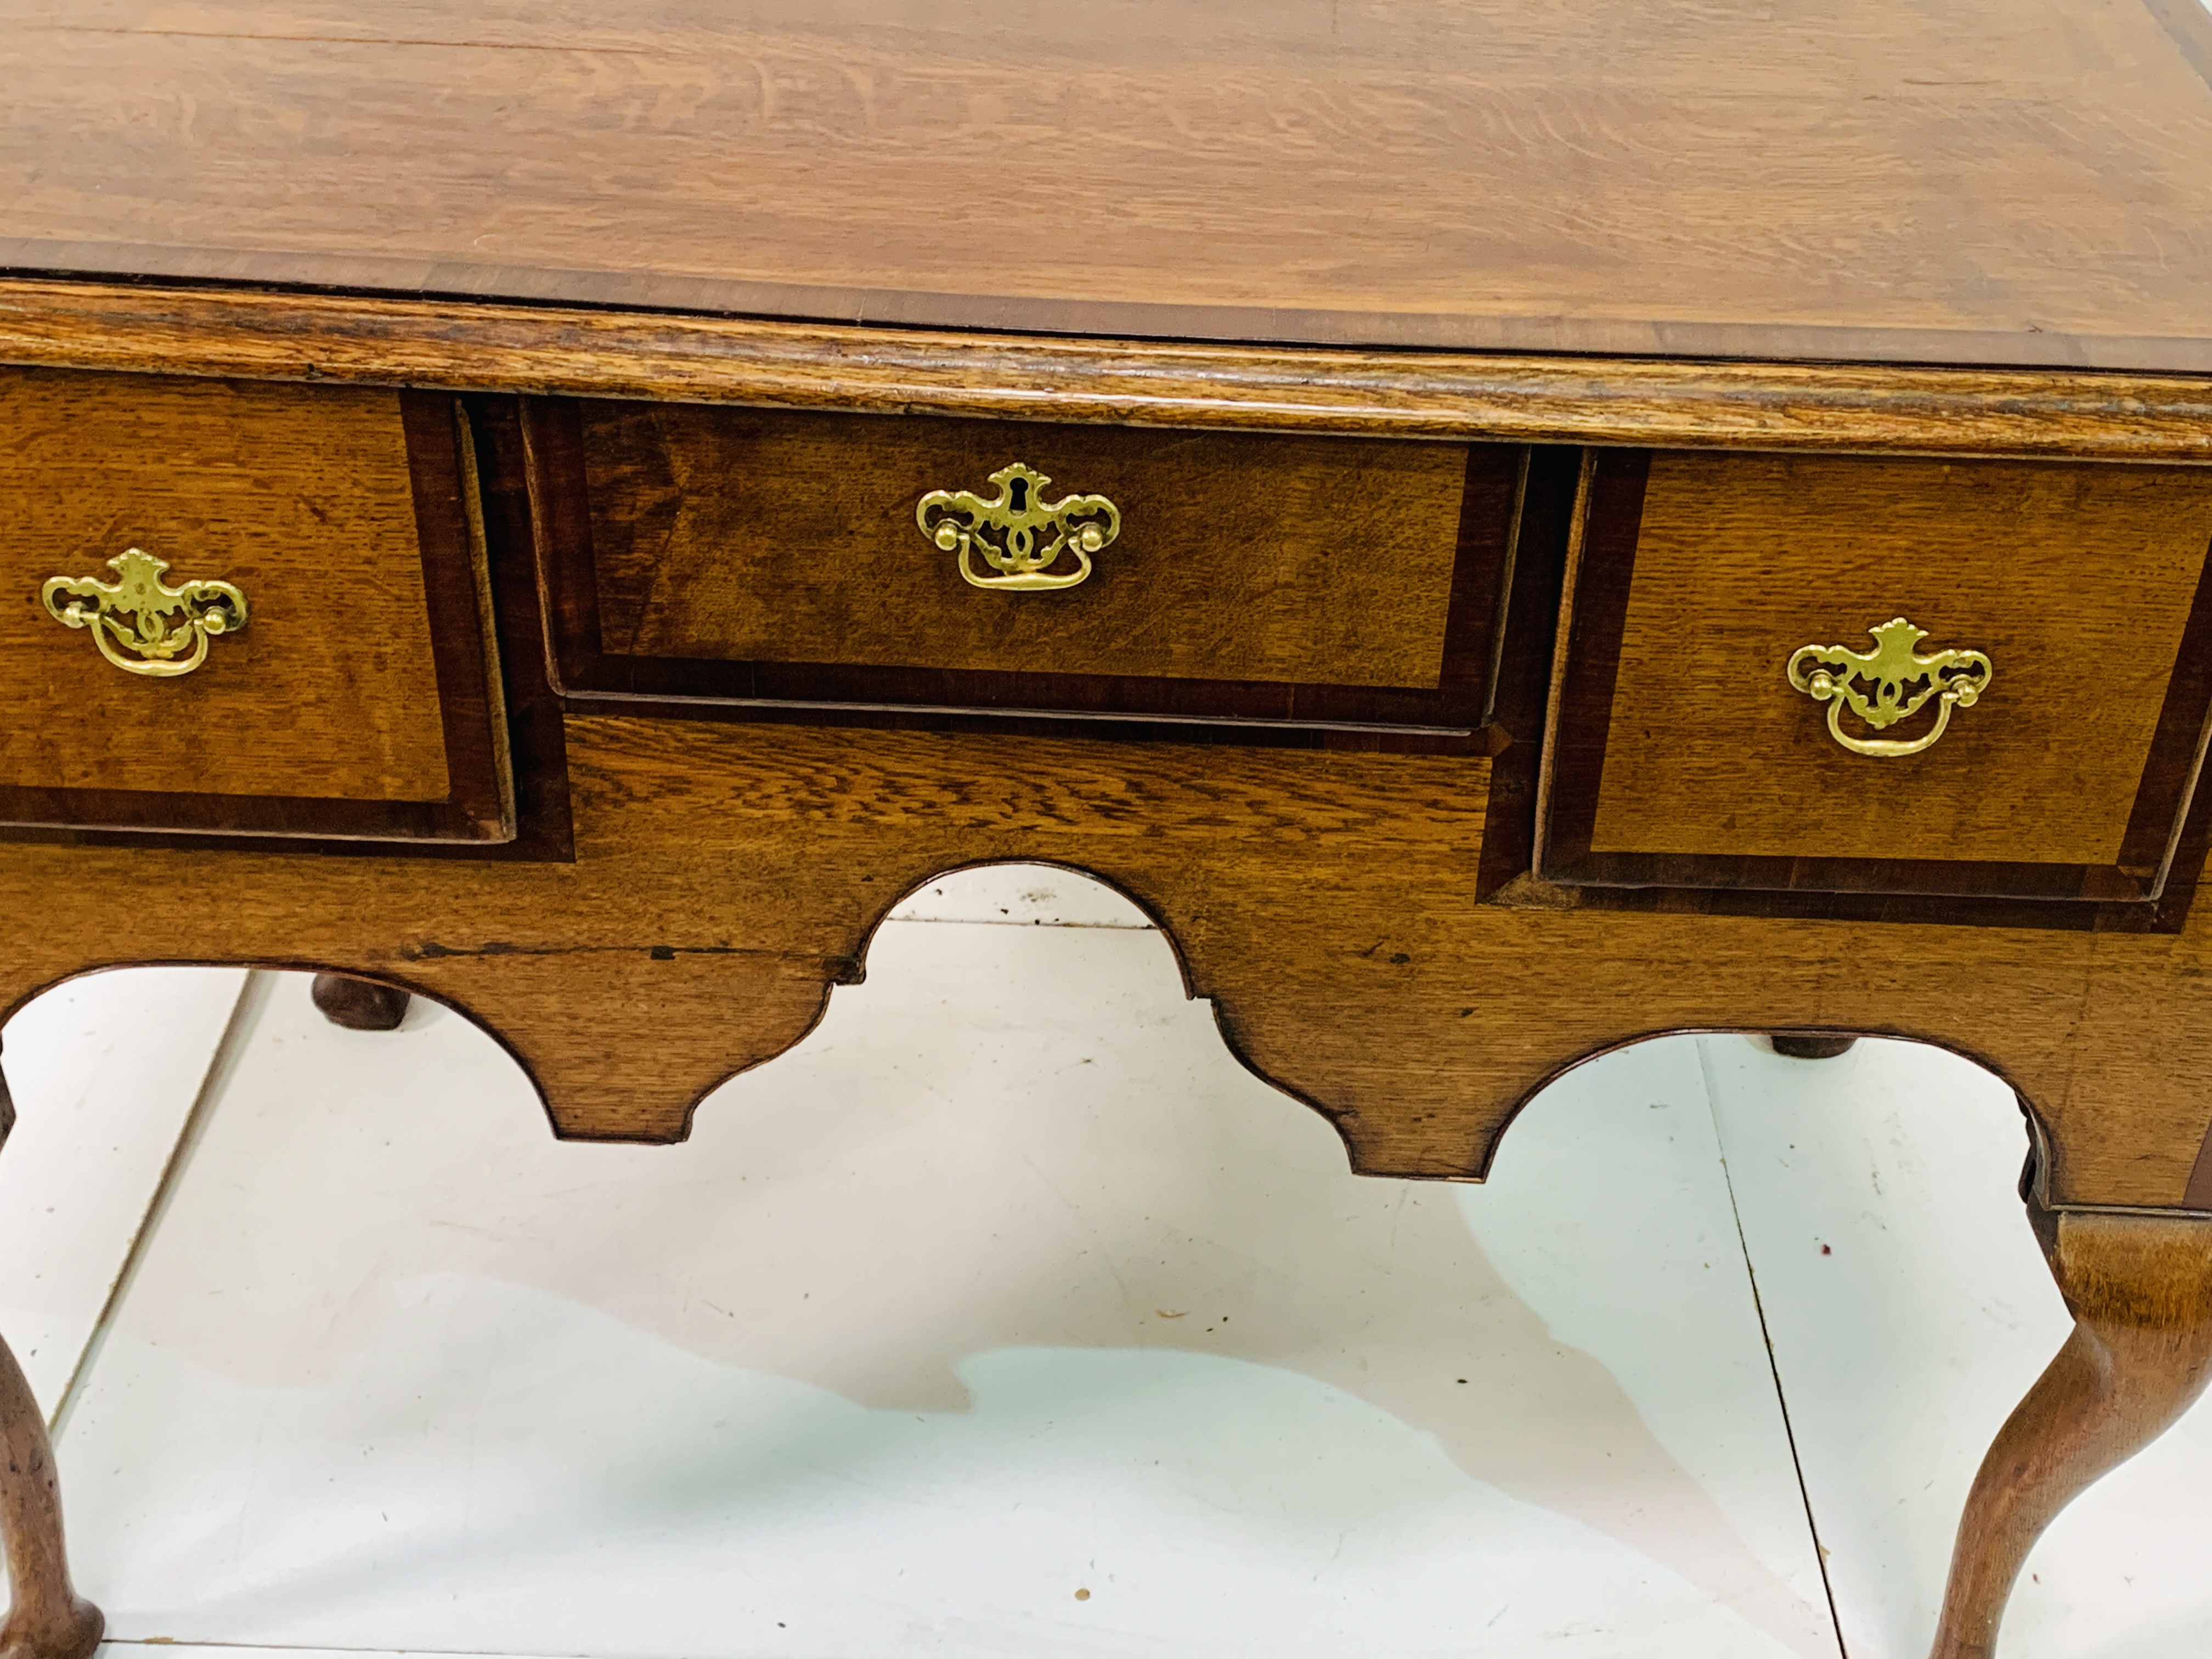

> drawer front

[
  {"left": 527, "top": 399, "right": 1518, "bottom": 732},
  {"left": 1540, "top": 448, "right": 2212, "bottom": 905},
  {"left": 0, "top": 367, "right": 511, "bottom": 842}
]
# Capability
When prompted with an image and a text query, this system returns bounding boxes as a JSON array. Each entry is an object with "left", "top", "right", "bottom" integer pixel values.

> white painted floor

[{"left": 2, "top": 865, "right": 2209, "bottom": 1659}]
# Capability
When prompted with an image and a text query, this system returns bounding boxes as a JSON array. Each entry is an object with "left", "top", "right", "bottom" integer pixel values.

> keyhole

[{"left": 1008, "top": 478, "right": 1029, "bottom": 512}]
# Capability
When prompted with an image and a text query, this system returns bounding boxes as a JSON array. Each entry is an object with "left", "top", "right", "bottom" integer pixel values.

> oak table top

[{"left": 4, "top": 0, "right": 2212, "bottom": 368}]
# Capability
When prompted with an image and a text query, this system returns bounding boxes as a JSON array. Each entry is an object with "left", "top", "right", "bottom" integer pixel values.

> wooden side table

[{"left": 2, "top": 2, "right": 2211, "bottom": 1654}]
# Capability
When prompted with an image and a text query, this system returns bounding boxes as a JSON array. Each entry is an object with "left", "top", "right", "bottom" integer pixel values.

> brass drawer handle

[
  {"left": 916, "top": 461, "right": 1120, "bottom": 591},
  {"left": 43, "top": 548, "right": 250, "bottom": 678},
  {"left": 1787, "top": 617, "right": 1991, "bottom": 757}
]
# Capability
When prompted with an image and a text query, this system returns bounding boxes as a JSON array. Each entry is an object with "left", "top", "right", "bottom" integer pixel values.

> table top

[{"left": 4, "top": 0, "right": 2212, "bottom": 370}]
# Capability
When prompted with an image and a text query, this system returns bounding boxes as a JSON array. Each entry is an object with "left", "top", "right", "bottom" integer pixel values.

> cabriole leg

[
  {"left": 0, "top": 1333, "right": 100, "bottom": 1659},
  {"left": 0, "top": 1063, "right": 103, "bottom": 1659},
  {"left": 1928, "top": 1207, "right": 2212, "bottom": 1659}
]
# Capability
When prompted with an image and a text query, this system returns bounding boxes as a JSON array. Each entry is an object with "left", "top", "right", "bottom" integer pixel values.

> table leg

[
  {"left": 1770, "top": 1034, "right": 1859, "bottom": 1060},
  {"left": 311, "top": 973, "right": 411, "bottom": 1032},
  {"left": 1928, "top": 1206, "right": 2212, "bottom": 1659},
  {"left": 0, "top": 1065, "right": 103, "bottom": 1659},
  {"left": 0, "top": 1337, "right": 101, "bottom": 1659}
]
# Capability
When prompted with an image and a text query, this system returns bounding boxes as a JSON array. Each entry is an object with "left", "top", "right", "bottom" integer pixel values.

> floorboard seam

[
  {"left": 50, "top": 969, "right": 272, "bottom": 1439},
  {"left": 1695, "top": 1037, "right": 1853, "bottom": 1659}
]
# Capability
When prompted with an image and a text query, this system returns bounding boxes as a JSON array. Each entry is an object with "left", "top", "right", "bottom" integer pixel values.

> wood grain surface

[
  {"left": 4, "top": 0, "right": 2212, "bottom": 368},
  {"left": 10, "top": 280, "right": 2212, "bottom": 464},
  {"left": 578, "top": 400, "right": 1465, "bottom": 687},
  {"left": 2191, "top": 1120, "right": 2212, "bottom": 1211},
  {"left": 0, "top": 367, "right": 449, "bottom": 803},
  {"left": 1590, "top": 453, "right": 2212, "bottom": 866},
  {"left": 4, "top": 714, "right": 2212, "bottom": 1214}
]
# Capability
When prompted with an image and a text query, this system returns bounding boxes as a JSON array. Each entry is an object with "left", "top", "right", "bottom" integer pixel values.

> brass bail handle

[
  {"left": 915, "top": 461, "right": 1121, "bottom": 591},
  {"left": 43, "top": 548, "right": 250, "bottom": 678},
  {"left": 1787, "top": 617, "right": 1991, "bottom": 758}
]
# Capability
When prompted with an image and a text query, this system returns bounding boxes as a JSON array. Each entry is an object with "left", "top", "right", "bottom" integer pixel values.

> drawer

[
  {"left": 524, "top": 399, "right": 1519, "bottom": 732},
  {"left": 1538, "top": 448, "right": 2212, "bottom": 906},
  {"left": 0, "top": 367, "right": 512, "bottom": 842}
]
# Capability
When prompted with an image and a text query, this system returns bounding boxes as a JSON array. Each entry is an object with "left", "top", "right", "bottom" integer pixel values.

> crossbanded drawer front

[
  {"left": 0, "top": 366, "right": 511, "bottom": 843},
  {"left": 525, "top": 398, "right": 1523, "bottom": 735},
  {"left": 1539, "top": 448, "right": 2212, "bottom": 906}
]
